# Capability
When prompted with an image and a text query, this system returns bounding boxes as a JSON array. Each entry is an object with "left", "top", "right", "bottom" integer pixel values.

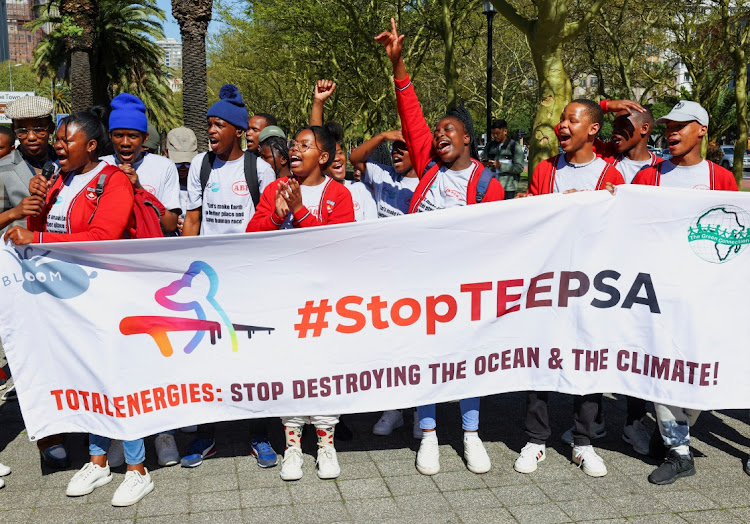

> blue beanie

[
  {"left": 109, "top": 93, "right": 148, "bottom": 133},
  {"left": 207, "top": 84, "right": 248, "bottom": 130}
]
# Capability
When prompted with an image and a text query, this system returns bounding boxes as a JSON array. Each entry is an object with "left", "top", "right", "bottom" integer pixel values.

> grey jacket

[{"left": 0, "top": 150, "right": 36, "bottom": 233}]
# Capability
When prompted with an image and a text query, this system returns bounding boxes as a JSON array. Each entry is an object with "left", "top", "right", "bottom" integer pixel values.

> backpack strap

[
  {"left": 709, "top": 161, "right": 716, "bottom": 190},
  {"left": 200, "top": 152, "right": 216, "bottom": 197},
  {"left": 86, "top": 164, "right": 123, "bottom": 224},
  {"left": 243, "top": 150, "right": 260, "bottom": 207},
  {"left": 200, "top": 151, "right": 261, "bottom": 207},
  {"left": 474, "top": 166, "right": 496, "bottom": 204},
  {"left": 655, "top": 161, "right": 662, "bottom": 186},
  {"left": 408, "top": 160, "right": 441, "bottom": 213}
]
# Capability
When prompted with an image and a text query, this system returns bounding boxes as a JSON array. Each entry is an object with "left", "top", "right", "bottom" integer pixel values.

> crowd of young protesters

[{"left": 0, "top": 17, "right": 742, "bottom": 505}]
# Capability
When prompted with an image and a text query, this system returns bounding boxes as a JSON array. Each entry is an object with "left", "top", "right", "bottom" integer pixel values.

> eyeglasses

[
  {"left": 288, "top": 140, "right": 319, "bottom": 153},
  {"left": 175, "top": 162, "right": 191, "bottom": 169},
  {"left": 15, "top": 126, "right": 49, "bottom": 138}
]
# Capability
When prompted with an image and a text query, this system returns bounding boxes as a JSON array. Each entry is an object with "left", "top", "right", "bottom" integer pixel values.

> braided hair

[{"left": 259, "top": 135, "right": 289, "bottom": 176}]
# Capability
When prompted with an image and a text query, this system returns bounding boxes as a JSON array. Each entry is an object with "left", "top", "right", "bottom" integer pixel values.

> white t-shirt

[
  {"left": 655, "top": 159, "right": 711, "bottom": 190},
  {"left": 46, "top": 162, "right": 107, "bottom": 233},
  {"left": 280, "top": 178, "right": 330, "bottom": 229},
  {"left": 101, "top": 152, "right": 181, "bottom": 212},
  {"left": 187, "top": 152, "right": 276, "bottom": 235},
  {"left": 363, "top": 162, "right": 420, "bottom": 218},
  {"left": 614, "top": 155, "right": 653, "bottom": 184},
  {"left": 417, "top": 164, "right": 475, "bottom": 212},
  {"left": 345, "top": 180, "right": 378, "bottom": 222},
  {"left": 552, "top": 155, "right": 609, "bottom": 193}
]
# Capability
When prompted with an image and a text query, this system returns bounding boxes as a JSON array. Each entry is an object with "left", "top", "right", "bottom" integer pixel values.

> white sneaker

[
  {"left": 155, "top": 433, "right": 180, "bottom": 466},
  {"left": 0, "top": 462, "right": 10, "bottom": 476},
  {"left": 0, "top": 477, "right": 4, "bottom": 488},
  {"left": 464, "top": 435, "right": 491, "bottom": 474},
  {"left": 316, "top": 446, "right": 341, "bottom": 479},
  {"left": 66, "top": 462, "right": 113, "bottom": 496},
  {"left": 280, "top": 447, "right": 304, "bottom": 481},
  {"left": 413, "top": 414, "right": 422, "bottom": 439},
  {"left": 622, "top": 419, "right": 651, "bottom": 455},
  {"left": 373, "top": 410, "right": 404, "bottom": 435},
  {"left": 514, "top": 442, "right": 546, "bottom": 474},
  {"left": 561, "top": 419, "right": 607, "bottom": 445},
  {"left": 572, "top": 445, "right": 608, "bottom": 477},
  {"left": 416, "top": 435, "right": 440, "bottom": 475},
  {"left": 111, "top": 469, "right": 154, "bottom": 506},
  {"left": 108, "top": 439, "right": 125, "bottom": 468}
]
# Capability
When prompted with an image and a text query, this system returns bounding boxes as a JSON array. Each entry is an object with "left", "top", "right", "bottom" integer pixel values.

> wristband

[{"left": 600, "top": 99, "right": 610, "bottom": 113}]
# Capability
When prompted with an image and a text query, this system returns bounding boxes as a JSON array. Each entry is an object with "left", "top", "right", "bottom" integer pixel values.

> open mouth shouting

[
  {"left": 289, "top": 152, "right": 303, "bottom": 169},
  {"left": 436, "top": 138, "right": 452, "bottom": 156},
  {"left": 558, "top": 131, "right": 572, "bottom": 149}
]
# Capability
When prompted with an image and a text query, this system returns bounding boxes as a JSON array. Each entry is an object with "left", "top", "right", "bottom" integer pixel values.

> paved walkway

[{"left": 2, "top": 345, "right": 750, "bottom": 523}]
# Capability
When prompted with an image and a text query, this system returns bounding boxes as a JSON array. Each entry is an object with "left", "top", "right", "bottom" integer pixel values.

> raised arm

[
  {"left": 349, "top": 130, "right": 404, "bottom": 173},
  {"left": 375, "top": 18, "right": 434, "bottom": 177},
  {"left": 310, "top": 80, "right": 336, "bottom": 127}
]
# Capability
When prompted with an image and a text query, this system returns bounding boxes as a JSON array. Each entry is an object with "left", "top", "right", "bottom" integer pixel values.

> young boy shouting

[{"left": 633, "top": 101, "right": 736, "bottom": 485}]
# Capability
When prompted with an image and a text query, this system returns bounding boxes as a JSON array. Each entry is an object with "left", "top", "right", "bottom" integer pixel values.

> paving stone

[
  {"left": 509, "top": 502, "right": 573, "bottom": 524},
  {"left": 189, "top": 509, "right": 244, "bottom": 523},
  {"left": 607, "top": 494, "right": 670, "bottom": 517},
  {"left": 383, "top": 474, "right": 438, "bottom": 496},
  {"left": 288, "top": 480, "right": 341, "bottom": 504},
  {"left": 537, "top": 480, "right": 599, "bottom": 502},
  {"left": 135, "top": 493, "right": 189, "bottom": 516},
  {"left": 560, "top": 498, "right": 621, "bottom": 521},
  {"left": 453, "top": 506, "right": 517, "bottom": 524},
  {"left": 491, "top": 484, "right": 551, "bottom": 506},
  {"left": 345, "top": 497, "right": 402, "bottom": 522},
  {"left": 189, "top": 490, "right": 240, "bottom": 513},
  {"left": 394, "top": 492, "right": 454, "bottom": 515},
  {"left": 442, "top": 488, "right": 501, "bottom": 511},
  {"left": 188, "top": 473, "right": 239, "bottom": 493},
  {"left": 432, "top": 470, "right": 486, "bottom": 491},
  {"left": 652, "top": 490, "right": 720, "bottom": 512},
  {"left": 374, "top": 458, "right": 418, "bottom": 477},
  {"left": 625, "top": 514, "right": 688, "bottom": 523},
  {"left": 239, "top": 486, "right": 292, "bottom": 507},
  {"left": 678, "top": 509, "right": 743, "bottom": 523},
  {"left": 337, "top": 477, "right": 390, "bottom": 500},
  {"left": 294, "top": 500, "right": 349, "bottom": 521},
  {"left": 242, "top": 505, "right": 296, "bottom": 522}
]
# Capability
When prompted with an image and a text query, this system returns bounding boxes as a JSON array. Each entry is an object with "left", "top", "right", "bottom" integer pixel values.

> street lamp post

[{"left": 482, "top": 1, "right": 497, "bottom": 145}]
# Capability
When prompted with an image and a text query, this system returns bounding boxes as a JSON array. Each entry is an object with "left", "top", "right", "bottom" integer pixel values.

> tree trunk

[
  {"left": 173, "top": 0, "right": 212, "bottom": 152},
  {"left": 729, "top": 40, "right": 748, "bottom": 187},
  {"left": 528, "top": 45, "right": 571, "bottom": 173},
  {"left": 181, "top": 30, "right": 209, "bottom": 151},
  {"left": 440, "top": 0, "right": 458, "bottom": 111},
  {"left": 70, "top": 50, "right": 93, "bottom": 112}
]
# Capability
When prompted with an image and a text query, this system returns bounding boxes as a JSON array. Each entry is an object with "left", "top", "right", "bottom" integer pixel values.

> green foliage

[
  {"left": 0, "top": 61, "right": 72, "bottom": 115},
  {"left": 29, "top": 0, "right": 180, "bottom": 133}
]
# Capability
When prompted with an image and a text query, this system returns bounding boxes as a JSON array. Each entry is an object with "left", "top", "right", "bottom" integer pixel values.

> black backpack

[{"left": 199, "top": 151, "right": 261, "bottom": 207}]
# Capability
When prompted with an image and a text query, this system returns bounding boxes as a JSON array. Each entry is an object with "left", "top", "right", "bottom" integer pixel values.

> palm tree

[
  {"left": 172, "top": 0, "right": 212, "bottom": 152},
  {"left": 58, "top": 0, "right": 97, "bottom": 111},
  {"left": 30, "top": 0, "right": 179, "bottom": 131}
]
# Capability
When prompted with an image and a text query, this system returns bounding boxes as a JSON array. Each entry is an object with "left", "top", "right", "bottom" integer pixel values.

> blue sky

[{"left": 155, "top": 0, "right": 224, "bottom": 41}]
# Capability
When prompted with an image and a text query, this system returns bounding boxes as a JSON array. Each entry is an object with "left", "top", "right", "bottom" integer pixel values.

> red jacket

[
  {"left": 246, "top": 176, "right": 354, "bottom": 231},
  {"left": 28, "top": 164, "right": 135, "bottom": 243},
  {"left": 632, "top": 161, "right": 738, "bottom": 190},
  {"left": 528, "top": 154, "right": 625, "bottom": 195},
  {"left": 393, "top": 75, "right": 504, "bottom": 213}
]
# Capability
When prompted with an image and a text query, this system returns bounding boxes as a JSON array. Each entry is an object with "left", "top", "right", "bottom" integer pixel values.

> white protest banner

[{"left": 1, "top": 185, "right": 749, "bottom": 442}]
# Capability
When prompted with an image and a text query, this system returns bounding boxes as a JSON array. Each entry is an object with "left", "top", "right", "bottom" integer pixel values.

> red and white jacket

[
  {"left": 393, "top": 75, "right": 504, "bottom": 212},
  {"left": 28, "top": 164, "right": 135, "bottom": 243},
  {"left": 528, "top": 154, "right": 625, "bottom": 195},
  {"left": 632, "top": 161, "right": 738, "bottom": 190},
  {"left": 246, "top": 176, "right": 355, "bottom": 231}
]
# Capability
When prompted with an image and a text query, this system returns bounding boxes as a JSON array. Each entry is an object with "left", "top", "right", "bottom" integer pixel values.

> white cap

[{"left": 656, "top": 101, "right": 709, "bottom": 126}]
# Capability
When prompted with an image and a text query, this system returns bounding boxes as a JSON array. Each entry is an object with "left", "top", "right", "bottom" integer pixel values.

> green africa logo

[{"left": 688, "top": 205, "right": 750, "bottom": 263}]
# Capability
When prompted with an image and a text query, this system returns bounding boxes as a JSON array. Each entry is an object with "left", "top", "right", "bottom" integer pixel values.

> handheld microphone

[{"left": 41, "top": 162, "right": 56, "bottom": 180}]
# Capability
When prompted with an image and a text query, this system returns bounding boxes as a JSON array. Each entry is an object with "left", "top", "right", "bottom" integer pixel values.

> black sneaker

[{"left": 648, "top": 450, "right": 695, "bottom": 485}]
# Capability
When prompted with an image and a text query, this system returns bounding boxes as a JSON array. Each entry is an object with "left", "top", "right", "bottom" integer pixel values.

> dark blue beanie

[
  {"left": 207, "top": 84, "right": 248, "bottom": 130},
  {"left": 109, "top": 93, "right": 148, "bottom": 133}
]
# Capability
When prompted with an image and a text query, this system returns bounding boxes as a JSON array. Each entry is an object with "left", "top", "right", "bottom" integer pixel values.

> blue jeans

[
  {"left": 417, "top": 398, "right": 480, "bottom": 431},
  {"left": 89, "top": 434, "right": 145, "bottom": 465}
]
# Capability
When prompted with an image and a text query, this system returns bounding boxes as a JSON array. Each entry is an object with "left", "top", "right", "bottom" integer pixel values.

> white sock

[
  {"left": 464, "top": 431, "right": 480, "bottom": 440},
  {"left": 422, "top": 430, "right": 437, "bottom": 441},
  {"left": 672, "top": 444, "right": 690, "bottom": 456}
]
